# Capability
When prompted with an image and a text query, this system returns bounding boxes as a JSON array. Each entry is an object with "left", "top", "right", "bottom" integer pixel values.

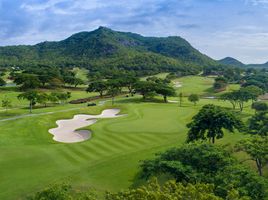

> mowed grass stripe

[
  {"left": 55, "top": 148, "right": 81, "bottom": 164},
  {"left": 97, "top": 133, "right": 143, "bottom": 149},
  {"left": 87, "top": 139, "right": 119, "bottom": 155},
  {"left": 64, "top": 145, "right": 95, "bottom": 161},
  {"left": 95, "top": 134, "right": 136, "bottom": 151},
  {"left": 79, "top": 143, "right": 107, "bottom": 158}
]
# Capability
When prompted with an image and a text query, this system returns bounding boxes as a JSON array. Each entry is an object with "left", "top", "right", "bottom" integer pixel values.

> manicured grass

[
  {"left": 0, "top": 88, "right": 97, "bottom": 118},
  {"left": 0, "top": 96, "right": 257, "bottom": 200},
  {"left": 0, "top": 75, "right": 265, "bottom": 199},
  {"left": 172, "top": 75, "right": 240, "bottom": 97}
]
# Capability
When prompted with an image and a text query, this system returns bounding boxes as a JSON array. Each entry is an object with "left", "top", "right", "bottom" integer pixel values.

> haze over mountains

[
  {"left": 219, "top": 57, "right": 268, "bottom": 68},
  {"left": 0, "top": 27, "right": 266, "bottom": 72}
]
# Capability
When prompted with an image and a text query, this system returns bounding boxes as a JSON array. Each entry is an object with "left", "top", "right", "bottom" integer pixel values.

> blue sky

[{"left": 1, "top": 0, "right": 268, "bottom": 63}]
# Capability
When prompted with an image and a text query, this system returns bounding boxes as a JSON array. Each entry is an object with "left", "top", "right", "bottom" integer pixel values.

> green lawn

[
  {"left": 0, "top": 87, "right": 97, "bottom": 118},
  {"left": 72, "top": 67, "right": 89, "bottom": 83},
  {"left": 0, "top": 96, "right": 258, "bottom": 199},
  {"left": 0, "top": 75, "right": 266, "bottom": 199},
  {"left": 140, "top": 72, "right": 169, "bottom": 81},
  {"left": 172, "top": 75, "right": 240, "bottom": 96}
]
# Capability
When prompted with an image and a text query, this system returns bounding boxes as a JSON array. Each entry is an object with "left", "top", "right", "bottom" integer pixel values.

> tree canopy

[{"left": 187, "top": 104, "right": 243, "bottom": 143}]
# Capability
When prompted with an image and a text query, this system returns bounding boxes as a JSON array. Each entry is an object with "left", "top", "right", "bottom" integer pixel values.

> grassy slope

[
  {"left": 0, "top": 75, "right": 265, "bottom": 199},
  {"left": 72, "top": 67, "right": 89, "bottom": 83},
  {"left": 172, "top": 75, "right": 240, "bottom": 96},
  {"left": 0, "top": 98, "right": 256, "bottom": 200},
  {"left": 0, "top": 87, "right": 98, "bottom": 118}
]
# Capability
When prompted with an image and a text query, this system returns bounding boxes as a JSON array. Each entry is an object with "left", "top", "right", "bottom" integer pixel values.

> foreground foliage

[
  {"left": 236, "top": 136, "right": 268, "bottom": 176},
  {"left": 140, "top": 143, "right": 268, "bottom": 200}
]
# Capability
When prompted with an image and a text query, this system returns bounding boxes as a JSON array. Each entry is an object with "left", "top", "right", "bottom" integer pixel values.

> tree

[
  {"left": 107, "top": 178, "right": 227, "bottom": 200},
  {"left": 188, "top": 94, "right": 199, "bottom": 106},
  {"left": 87, "top": 81, "right": 108, "bottom": 97},
  {"left": 14, "top": 74, "right": 41, "bottom": 90},
  {"left": 30, "top": 183, "right": 98, "bottom": 200},
  {"left": 179, "top": 92, "right": 183, "bottom": 107},
  {"left": 134, "top": 81, "right": 157, "bottom": 100},
  {"left": 248, "top": 111, "right": 268, "bottom": 136},
  {"left": 235, "top": 89, "right": 252, "bottom": 111},
  {"left": 48, "top": 93, "right": 59, "bottom": 104},
  {"left": 155, "top": 84, "right": 176, "bottom": 103},
  {"left": 51, "top": 92, "right": 71, "bottom": 104},
  {"left": 17, "top": 91, "right": 39, "bottom": 113},
  {"left": 236, "top": 136, "right": 268, "bottom": 176},
  {"left": 0, "top": 77, "right": 6, "bottom": 86},
  {"left": 107, "top": 80, "right": 121, "bottom": 105},
  {"left": 221, "top": 90, "right": 252, "bottom": 111},
  {"left": 251, "top": 102, "right": 268, "bottom": 113},
  {"left": 240, "top": 85, "right": 263, "bottom": 103},
  {"left": 187, "top": 104, "right": 243, "bottom": 143},
  {"left": 220, "top": 92, "right": 239, "bottom": 110},
  {"left": 140, "top": 142, "right": 266, "bottom": 200},
  {"left": 36, "top": 93, "right": 49, "bottom": 107},
  {"left": 73, "top": 78, "right": 84, "bottom": 87},
  {"left": 1, "top": 97, "right": 12, "bottom": 112},
  {"left": 49, "top": 78, "right": 63, "bottom": 88},
  {"left": 119, "top": 74, "right": 138, "bottom": 94},
  {"left": 213, "top": 77, "right": 228, "bottom": 91}
]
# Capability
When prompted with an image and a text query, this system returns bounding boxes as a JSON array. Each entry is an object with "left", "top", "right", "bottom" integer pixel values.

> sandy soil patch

[
  {"left": 173, "top": 81, "right": 182, "bottom": 88},
  {"left": 49, "top": 109, "right": 123, "bottom": 143}
]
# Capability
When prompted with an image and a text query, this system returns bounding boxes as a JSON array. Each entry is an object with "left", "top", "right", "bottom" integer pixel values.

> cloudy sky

[{"left": 0, "top": 0, "right": 268, "bottom": 63}]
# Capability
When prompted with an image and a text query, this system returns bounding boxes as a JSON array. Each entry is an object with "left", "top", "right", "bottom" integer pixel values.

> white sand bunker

[
  {"left": 173, "top": 81, "right": 182, "bottom": 88},
  {"left": 49, "top": 109, "right": 123, "bottom": 143}
]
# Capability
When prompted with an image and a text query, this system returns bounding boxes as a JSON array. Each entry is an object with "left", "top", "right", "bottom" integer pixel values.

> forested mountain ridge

[
  {"left": 218, "top": 57, "right": 245, "bottom": 67},
  {"left": 219, "top": 57, "right": 268, "bottom": 68},
  {"left": 0, "top": 26, "right": 218, "bottom": 75}
]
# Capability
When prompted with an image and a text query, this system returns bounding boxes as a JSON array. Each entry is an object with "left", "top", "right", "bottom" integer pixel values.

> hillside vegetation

[{"left": 0, "top": 27, "right": 218, "bottom": 76}]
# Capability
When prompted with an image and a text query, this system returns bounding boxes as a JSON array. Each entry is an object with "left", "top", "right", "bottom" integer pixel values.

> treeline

[
  {"left": 17, "top": 91, "right": 71, "bottom": 113},
  {"left": 5, "top": 66, "right": 84, "bottom": 90},
  {"left": 87, "top": 74, "right": 176, "bottom": 103}
]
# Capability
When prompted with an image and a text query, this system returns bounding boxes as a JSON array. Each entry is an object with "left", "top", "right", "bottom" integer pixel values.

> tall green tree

[
  {"left": 17, "top": 91, "right": 39, "bottom": 113},
  {"left": 155, "top": 84, "right": 176, "bottom": 103},
  {"left": 134, "top": 81, "right": 157, "bottom": 100},
  {"left": 14, "top": 74, "right": 41, "bottom": 90},
  {"left": 220, "top": 92, "right": 239, "bottom": 110},
  {"left": 36, "top": 93, "right": 49, "bottom": 107},
  {"left": 241, "top": 85, "right": 263, "bottom": 103},
  {"left": 87, "top": 80, "right": 108, "bottom": 97},
  {"left": 140, "top": 142, "right": 267, "bottom": 200},
  {"left": 187, "top": 104, "right": 243, "bottom": 143},
  {"left": 236, "top": 136, "right": 268, "bottom": 176},
  {"left": 107, "top": 80, "right": 121, "bottom": 105},
  {"left": 1, "top": 97, "right": 12, "bottom": 112},
  {"left": 249, "top": 111, "right": 268, "bottom": 136},
  {"left": 213, "top": 76, "right": 228, "bottom": 91},
  {"left": 188, "top": 94, "right": 199, "bottom": 106}
]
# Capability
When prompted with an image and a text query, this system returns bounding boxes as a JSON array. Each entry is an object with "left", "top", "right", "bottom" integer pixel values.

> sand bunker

[
  {"left": 49, "top": 109, "right": 123, "bottom": 143},
  {"left": 173, "top": 81, "right": 182, "bottom": 88}
]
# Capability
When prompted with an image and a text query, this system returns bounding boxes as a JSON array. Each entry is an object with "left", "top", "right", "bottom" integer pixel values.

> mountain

[
  {"left": 218, "top": 57, "right": 245, "bottom": 67},
  {"left": 219, "top": 57, "right": 268, "bottom": 68},
  {"left": 0, "top": 26, "right": 218, "bottom": 75},
  {"left": 247, "top": 62, "right": 268, "bottom": 68}
]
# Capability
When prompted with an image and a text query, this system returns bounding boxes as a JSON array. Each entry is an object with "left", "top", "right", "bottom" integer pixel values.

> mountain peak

[{"left": 218, "top": 57, "right": 245, "bottom": 67}]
